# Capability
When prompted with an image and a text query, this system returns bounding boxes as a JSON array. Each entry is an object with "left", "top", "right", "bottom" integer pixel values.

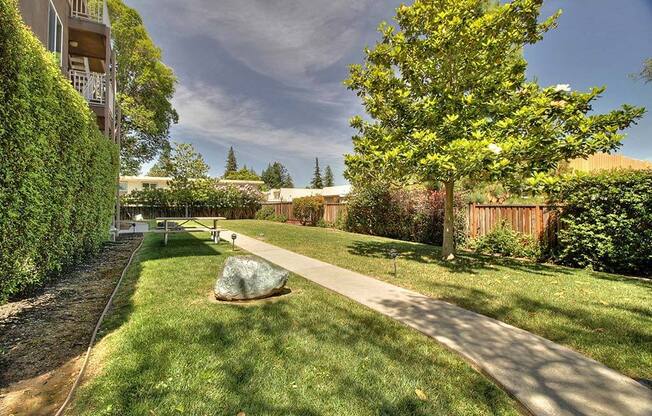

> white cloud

[
  {"left": 151, "top": 0, "right": 373, "bottom": 88},
  {"left": 172, "top": 83, "right": 352, "bottom": 158}
]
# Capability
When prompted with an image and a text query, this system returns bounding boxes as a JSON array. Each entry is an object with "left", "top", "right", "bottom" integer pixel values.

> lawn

[
  {"left": 223, "top": 220, "right": 652, "bottom": 380},
  {"left": 69, "top": 232, "right": 518, "bottom": 416}
]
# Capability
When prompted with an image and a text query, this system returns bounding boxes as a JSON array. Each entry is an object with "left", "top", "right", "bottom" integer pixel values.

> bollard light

[
  {"left": 389, "top": 249, "right": 399, "bottom": 277},
  {"left": 231, "top": 233, "right": 238, "bottom": 250}
]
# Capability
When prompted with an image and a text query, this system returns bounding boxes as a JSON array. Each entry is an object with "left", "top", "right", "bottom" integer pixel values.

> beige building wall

[{"left": 568, "top": 153, "right": 652, "bottom": 172}]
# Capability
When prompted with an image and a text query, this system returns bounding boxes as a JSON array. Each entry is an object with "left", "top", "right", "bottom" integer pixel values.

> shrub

[
  {"left": 548, "top": 170, "right": 652, "bottom": 276},
  {"left": 0, "top": 0, "right": 119, "bottom": 302},
  {"left": 270, "top": 214, "right": 288, "bottom": 223},
  {"left": 316, "top": 219, "right": 332, "bottom": 228},
  {"left": 293, "top": 196, "right": 324, "bottom": 226},
  {"left": 255, "top": 206, "right": 276, "bottom": 220},
  {"left": 471, "top": 221, "right": 540, "bottom": 259},
  {"left": 345, "top": 183, "right": 466, "bottom": 246}
]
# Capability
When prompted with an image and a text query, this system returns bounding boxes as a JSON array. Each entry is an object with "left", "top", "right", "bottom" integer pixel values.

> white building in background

[
  {"left": 265, "top": 185, "right": 352, "bottom": 203},
  {"left": 119, "top": 176, "right": 172, "bottom": 195}
]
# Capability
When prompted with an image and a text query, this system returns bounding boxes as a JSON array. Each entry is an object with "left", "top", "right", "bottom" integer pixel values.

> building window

[
  {"left": 119, "top": 182, "right": 128, "bottom": 192},
  {"left": 142, "top": 183, "right": 157, "bottom": 190},
  {"left": 48, "top": 1, "right": 63, "bottom": 64}
]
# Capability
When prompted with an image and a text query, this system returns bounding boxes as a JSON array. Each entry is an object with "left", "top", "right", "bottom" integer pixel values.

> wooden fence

[
  {"left": 261, "top": 202, "right": 347, "bottom": 224},
  {"left": 468, "top": 204, "right": 561, "bottom": 246}
]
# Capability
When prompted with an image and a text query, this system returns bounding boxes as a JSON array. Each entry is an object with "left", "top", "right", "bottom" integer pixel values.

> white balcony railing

[
  {"left": 69, "top": 0, "right": 106, "bottom": 24},
  {"left": 69, "top": 70, "right": 106, "bottom": 105}
]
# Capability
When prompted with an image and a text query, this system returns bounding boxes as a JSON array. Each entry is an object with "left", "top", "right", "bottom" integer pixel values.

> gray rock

[{"left": 215, "top": 256, "right": 289, "bottom": 301}]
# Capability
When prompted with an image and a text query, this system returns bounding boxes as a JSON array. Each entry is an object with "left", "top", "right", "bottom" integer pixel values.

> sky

[{"left": 126, "top": 0, "right": 652, "bottom": 186}]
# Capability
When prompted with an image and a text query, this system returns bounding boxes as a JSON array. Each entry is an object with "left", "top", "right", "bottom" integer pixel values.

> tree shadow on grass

[
  {"left": 415, "top": 280, "right": 652, "bottom": 380},
  {"left": 97, "top": 232, "right": 225, "bottom": 339},
  {"left": 347, "top": 239, "right": 573, "bottom": 276},
  {"left": 74, "top": 272, "right": 518, "bottom": 416}
]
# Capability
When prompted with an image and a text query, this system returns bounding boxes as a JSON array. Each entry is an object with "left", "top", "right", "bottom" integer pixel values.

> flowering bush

[{"left": 122, "top": 179, "right": 263, "bottom": 218}]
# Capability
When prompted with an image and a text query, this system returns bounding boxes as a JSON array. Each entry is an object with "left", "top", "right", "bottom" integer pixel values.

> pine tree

[
  {"left": 224, "top": 146, "right": 238, "bottom": 176},
  {"left": 324, "top": 165, "right": 335, "bottom": 187},
  {"left": 310, "top": 158, "right": 323, "bottom": 189},
  {"left": 261, "top": 162, "right": 294, "bottom": 189}
]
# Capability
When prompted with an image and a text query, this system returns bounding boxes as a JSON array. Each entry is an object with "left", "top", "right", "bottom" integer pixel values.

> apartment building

[{"left": 18, "top": 0, "right": 118, "bottom": 142}]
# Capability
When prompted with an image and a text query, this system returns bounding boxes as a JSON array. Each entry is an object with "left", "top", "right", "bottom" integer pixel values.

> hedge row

[
  {"left": 550, "top": 169, "right": 652, "bottom": 276},
  {"left": 0, "top": 0, "right": 119, "bottom": 302},
  {"left": 121, "top": 180, "right": 263, "bottom": 212}
]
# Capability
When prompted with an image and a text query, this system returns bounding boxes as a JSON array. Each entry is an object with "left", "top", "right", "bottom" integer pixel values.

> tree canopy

[
  {"left": 345, "top": 0, "right": 644, "bottom": 258},
  {"left": 324, "top": 165, "right": 335, "bottom": 187},
  {"left": 310, "top": 158, "right": 323, "bottom": 189},
  {"left": 107, "top": 0, "right": 178, "bottom": 175},
  {"left": 225, "top": 166, "right": 261, "bottom": 181},
  {"left": 166, "top": 143, "right": 209, "bottom": 182},
  {"left": 261, "top": 162, "right": 294, "bottom": 189}
]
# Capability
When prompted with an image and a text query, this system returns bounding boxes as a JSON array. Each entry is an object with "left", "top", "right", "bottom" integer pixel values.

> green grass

[
  {"left": 223, "top": 220, "right": 652, "bottom": 380},
  {"left": 69, "top": 232, "right": 518, "bottom": 416}
]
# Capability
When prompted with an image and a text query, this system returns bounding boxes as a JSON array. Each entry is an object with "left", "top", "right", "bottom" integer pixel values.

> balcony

[
  {"left": 69, "top": 70, "right": 106, "bottom": 105},
  {"left": 69, "top": 0, "right": 108, "bottom": 24}
]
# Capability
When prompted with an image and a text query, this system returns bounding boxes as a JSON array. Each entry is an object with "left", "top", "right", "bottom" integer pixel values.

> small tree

[
  {"left": 167, "top": 143, "right": 210, "bottom": 216},
  {"left": 310, "top": 158, "right": 323, "bottom": 189},
  {"left": 324, "top": 165, "right": 335, "bottom": 187},
  {"left": 225, "top": 146, "right": 238, "bottom": 176},
  {"left": 345, "top": 0, "right": 644, "bottom": 259}
]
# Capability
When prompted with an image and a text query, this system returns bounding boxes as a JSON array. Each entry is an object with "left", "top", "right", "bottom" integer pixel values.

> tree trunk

[{"left": 442, "top": 181, "right": 455, "bottom": 260}]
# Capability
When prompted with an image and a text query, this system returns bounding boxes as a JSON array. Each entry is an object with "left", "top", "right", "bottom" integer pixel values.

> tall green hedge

[
  {"left": 550, "top": 169, "right": 652, "bottom": 276},
  {"left": 0, "top": 0, "right": 119, "bottom": 302}
]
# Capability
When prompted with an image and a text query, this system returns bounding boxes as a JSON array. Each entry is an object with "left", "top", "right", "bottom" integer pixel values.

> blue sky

[{"left": 128, "top": 0, "right": 652, "bottom": 186}]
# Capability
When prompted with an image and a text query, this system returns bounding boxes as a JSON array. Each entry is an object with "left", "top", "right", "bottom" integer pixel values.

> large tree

[
  {"left": 345, "top": 0, "right": 644, "bottom": 259},
  {"left": 310, "top": 158, "right": 323, "bottom": 189},
  {"left": 261, "top": 162, "right": 294, "bottom": 189},
  {"left": 108, "top": 0, "right": 178, "bottom": 175},
  {"left": 224, "top": 147, "right": 238, "bottom": 176},
  {"left": 324, "top": 165, "right": 335, "bottom": 187}
]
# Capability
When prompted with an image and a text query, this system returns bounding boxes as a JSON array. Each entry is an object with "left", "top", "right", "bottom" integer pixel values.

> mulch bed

[{"left": 0, "top": 234, "right": 143, "bottom": 415}]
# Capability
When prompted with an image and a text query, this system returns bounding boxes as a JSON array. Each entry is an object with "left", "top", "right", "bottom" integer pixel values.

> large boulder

[{"left": 215, "top": 256, "right": 289, "bottom": 301}]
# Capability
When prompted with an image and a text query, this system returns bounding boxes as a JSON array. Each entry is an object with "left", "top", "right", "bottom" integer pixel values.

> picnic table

[{"left": 154, "top": 217, "right": 226, "bottom": 246}]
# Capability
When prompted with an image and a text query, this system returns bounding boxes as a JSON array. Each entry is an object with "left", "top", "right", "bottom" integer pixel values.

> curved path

[{"left": 223, "top": 231, "right": 652, "bottom": 416}]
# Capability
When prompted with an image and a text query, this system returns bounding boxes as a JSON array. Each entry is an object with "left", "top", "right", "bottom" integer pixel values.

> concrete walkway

[{"left": 222, "top": 231, "right": 652, "bottom": 416}]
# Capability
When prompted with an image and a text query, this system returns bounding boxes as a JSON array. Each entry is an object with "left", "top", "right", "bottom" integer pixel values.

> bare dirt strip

[{"left": 0, "top": 234, "right": 143, "bottom": 416}]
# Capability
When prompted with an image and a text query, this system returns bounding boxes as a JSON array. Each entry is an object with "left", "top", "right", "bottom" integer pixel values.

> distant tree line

[{"left": 147, "top": 144, "right": 339, "bottom": 190}]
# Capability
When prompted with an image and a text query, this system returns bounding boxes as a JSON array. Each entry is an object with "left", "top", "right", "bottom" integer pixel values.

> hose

[{"left": 54, "top": 236, "right": 144, "bottom": 416}]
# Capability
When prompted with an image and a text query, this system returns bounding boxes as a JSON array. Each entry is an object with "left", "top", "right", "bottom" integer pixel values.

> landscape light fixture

[
  {"left": 231, "top": 233, "right": 238, "bottom": 250},
  {"left": 389, "top": 249, "right": 399, "bottom": 277}
]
